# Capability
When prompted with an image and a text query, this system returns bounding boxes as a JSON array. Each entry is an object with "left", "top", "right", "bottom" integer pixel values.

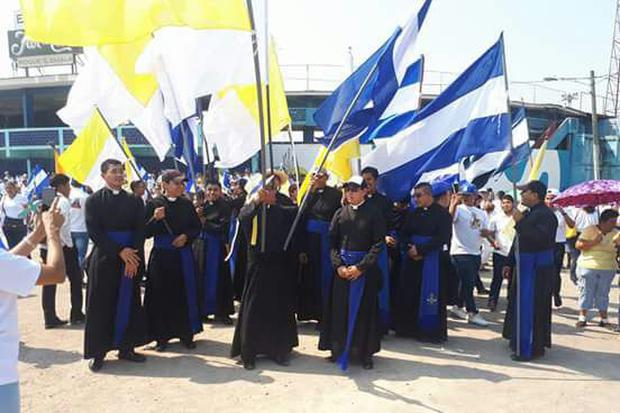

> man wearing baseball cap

[
  {"left": 319, "top": 176, "right": 386, "bottom": 370},
  {"left": 545, "top": 188, "right": 575, "bottom": 307}
]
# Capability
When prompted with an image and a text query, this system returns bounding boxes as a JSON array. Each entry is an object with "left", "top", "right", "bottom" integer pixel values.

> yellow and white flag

[
  {"left": 58, "top": 112, "right": 129, "bottom": 190},
  {"left": 297, "top": 138, "right": 360, "bottom": 203},
  {"left": 57, "top": 40, "right": 171, "bottom": 161},
  {"left": 20, "top": 0, "right": 251, "bottom": 46},
  {"left": 203, "top": 41, "right": 291, "bottom": 168}
]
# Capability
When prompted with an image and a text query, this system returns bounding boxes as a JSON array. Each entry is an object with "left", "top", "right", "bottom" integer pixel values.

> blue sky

[{"left": 1, "top": 0, "right": 617, "bottom": 108}]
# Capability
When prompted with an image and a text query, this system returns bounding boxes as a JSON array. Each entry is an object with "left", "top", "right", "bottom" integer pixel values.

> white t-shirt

[
  {"left": 69, "top": 188, "right": 87, "bottom": 233},
  {"left": 0, "top": 249, "right": 40, "bottom": 385},
  {"left": 57, "top": 195, "right": 73, "bottom": 248},
  {"left": 0, "top": 194, "right": 28, "bottom": 221},
  {"left": 450, "top": 205, "right": 488, "bottom": 256},
  {"left": 489, "top": 212, "right": 515, "bottom": 257},
  {"left": 573, "top": 209, "right": 599, "bottom": 232},
  {"left": 553, "top": 209, "right": 567, "bottom": 243}
]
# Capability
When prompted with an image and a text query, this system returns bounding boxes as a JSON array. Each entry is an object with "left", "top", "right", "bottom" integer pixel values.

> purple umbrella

[{"left": 552, "top": 179, "right": 620, "bottom": 208}]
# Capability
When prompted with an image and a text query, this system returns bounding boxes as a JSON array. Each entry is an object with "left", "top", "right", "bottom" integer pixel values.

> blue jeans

[
  {"left": 577, "top": 267, "right": 616, "bottom": 312},
  {"left": 71, "top": 232, "right": 89, "bottom": 270},
  {"left": 566, "top": 237, "right": 579, "bottom": 284},
  {"left": 0, "top": 381, "right": 20, "bottom": 413},
  {"left": 451, "top": 255, "right": 481, "bottom": 313}
]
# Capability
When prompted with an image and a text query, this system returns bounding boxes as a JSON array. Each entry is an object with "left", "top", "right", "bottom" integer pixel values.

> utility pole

[{"left": 590, "top": 70, "right": 601, "bottom": 180}]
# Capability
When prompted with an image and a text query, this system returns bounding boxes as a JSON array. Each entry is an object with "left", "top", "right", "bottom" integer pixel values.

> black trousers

[
  {"left": 3, "top": 222, "right": 27, "bottom": 249},
  {"left": 41, "top": 246, "right": 83, "bottom": 323},
  {"left": 552, "top": 243, "right": 565, "bottom": 297}
]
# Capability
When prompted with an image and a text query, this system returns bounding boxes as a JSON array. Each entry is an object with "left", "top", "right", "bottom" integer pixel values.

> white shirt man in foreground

[
  {"left": 449, "top": 183, "right": 493, "bottom": 327},
  {"left": 0, "top": 199, "right": 66, "bottom": 413}
]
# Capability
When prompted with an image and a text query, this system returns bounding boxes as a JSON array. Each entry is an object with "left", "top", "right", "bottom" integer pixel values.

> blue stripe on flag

[{"left": 378, "top": 113, "right": 511, "bottom": 200}]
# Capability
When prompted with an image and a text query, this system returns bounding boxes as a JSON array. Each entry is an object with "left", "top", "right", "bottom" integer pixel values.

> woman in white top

[
  {"left": 0, "top": 200, "right": 65, "bottom": 413},
  {"left": 1, "top": 181, "right": 28, "bottom": 249}
]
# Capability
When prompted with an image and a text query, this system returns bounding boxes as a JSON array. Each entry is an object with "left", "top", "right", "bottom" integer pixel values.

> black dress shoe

[
  {"left": 88, "top": 358, "right": 104, "bottom": 372},
  {"left": 155, "top": 341, "right": 168, "bottom": 352},
  {"left": 477, "top": 289, "right": 490, "bottom": 296},
  {"left": 70, "top": 313, "right": 86, "bottom": 325},
  {"left": 216, "top": 315, "right": 234, "bottom": 325},
  {"left": 45, "top": 318, "right": 68, "bottom": 329},
  {"left": 181, "top": 338, "right": 196, "bottom": 349},
  {"left": 243, "top": 359, "right": 256, "bottom": 370},
  {"left": 274, "top": 354, "right": 290, "bottom": 366},
  {"left": 362, "top": 357, "right": 374, "bottom": 370},
  {"left": 118, "top": 350, "right": 146, "bottom": 363},
  {"left": 553, "top": 295, "right": 563, "bottom": 308}
]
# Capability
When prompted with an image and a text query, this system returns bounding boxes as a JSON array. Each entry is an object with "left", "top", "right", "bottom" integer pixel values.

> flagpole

[
  {"left": 264, "top": 1, "right": 275, "bottom": 171},
  {"left": 246, "top": 0, "right": 269, "bottom": 252},
  {"left": 95, "top": 107, "right": 174, "bottom": 235},
  {"left": 197, "top": 101, "right": 210, "bottom": 179},
  {"left": 287, "top": 125, "right": 301, "bottom": 185},
  {"left": 283, "top": 45, "right": 385, "bottom": 251},
  {"left": 500, "top": 33, "right": 522, "bottom": 359}
]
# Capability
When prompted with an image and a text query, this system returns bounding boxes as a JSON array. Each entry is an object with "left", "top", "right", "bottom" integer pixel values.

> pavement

[{"left": 17, "top": 268, "right": 620, "bottom": 413}]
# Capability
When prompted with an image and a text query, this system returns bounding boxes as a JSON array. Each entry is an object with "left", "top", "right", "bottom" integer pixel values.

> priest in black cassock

[
  {"left": 199, "top": 180, "right": 234, "bottom": 324},
  {"left": 502, "top": 180, "right": 557, "bottom": 361},
  {"left": 144, "top": 170, "right": 202, "bottom": 352},
  {"left": 231, "top": 173, "right": 299, "bottom": 370},
  {"left": 319, "top": 176, "right": 386, "bottom": 370},
  {"left": 297, "top": 169, "right": 342, "bottom": 322},
  {"left": 361, "top": 167, "right": 392, "bottom": 330},
  {"left": 84, "top": 159, "right": 147, "bottom": 372},
  {"left": 394, "top": 182, "right": 452, "bottom": 343}
]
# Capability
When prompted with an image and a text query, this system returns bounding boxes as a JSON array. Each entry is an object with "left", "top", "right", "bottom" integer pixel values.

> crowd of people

[{"left": 1, "top": 161, "right": 619, "bottom": 408}]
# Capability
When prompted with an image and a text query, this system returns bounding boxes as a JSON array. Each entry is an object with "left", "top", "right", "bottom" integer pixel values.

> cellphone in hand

[{"left": 41, "top": 187, "right": 57, "bottom": 211}]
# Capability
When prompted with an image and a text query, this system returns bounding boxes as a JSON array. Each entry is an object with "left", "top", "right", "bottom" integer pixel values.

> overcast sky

[{"left": 1, "top": 0, "right": 616, "bottom": 109}]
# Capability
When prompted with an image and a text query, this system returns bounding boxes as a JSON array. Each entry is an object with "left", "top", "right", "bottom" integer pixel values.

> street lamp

[{"left": 542, "top": 71, "right": 601, "bottom": 180}]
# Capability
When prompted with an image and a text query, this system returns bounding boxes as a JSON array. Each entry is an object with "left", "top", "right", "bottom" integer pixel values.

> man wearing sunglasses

[
  {"left": 144, "top": 170, "right": 203, "bottom": 352},
  {"left": 394, "top": 182, "right": 452, "bottom": 342},
  {"left": 502, "top": 180, "right": 558, "bottom": 361}
]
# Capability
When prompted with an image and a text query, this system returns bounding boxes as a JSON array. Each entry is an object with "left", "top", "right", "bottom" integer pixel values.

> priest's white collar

[
  {"left": 351, "top": 200, "right": 366, "bottom": 210},
  {"left": 105, "top": 186, "right": 122, "bottom": 195}
]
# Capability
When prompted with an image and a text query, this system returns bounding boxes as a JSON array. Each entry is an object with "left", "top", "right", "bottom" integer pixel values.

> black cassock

[
  {"left": 502, "top": 202, "right": 557, "bottom": 360},
  {"left": 319, "top": 202, "right": 386, "bottom": 364},
  {"left": 297, "top": 185, "right": 342, "bottom": 321},
  {"left": 228, "top": 193, "right": 248, "bottom": 301},
  {"left": 84, "top": 188, "right": 147, "bottom": 359},
  {"left": 395, "top": 203, "right": 451, "bottom": 342},
  {"left": 144, "top": 196, "right": 202, "bottom": 343},
  {"left": 199, "top": 198, "right": 234, "bottom": 318},
  {"left": 231, "top": 196, "right": 299, "bottom": 361}
]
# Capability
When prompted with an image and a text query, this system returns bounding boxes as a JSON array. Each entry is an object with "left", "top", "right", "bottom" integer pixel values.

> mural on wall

[{"left": 485, "top": 149, "right": 563, "bottom": 193}]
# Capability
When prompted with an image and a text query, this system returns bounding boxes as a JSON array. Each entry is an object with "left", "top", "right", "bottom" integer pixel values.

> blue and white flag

[
  {"left": 171, "top": 117, "right": 200, "bottom": 180},
  {"left": 419, "top": 107, "right": 531, "bottom": 188},
  {"left": 314, "top": 0, "right": 432, "bottom": 148},
  {"left": 24, "top": 166, "right": 49, "bottom": 199},
  {"left": 363, "top": 35, "right": 511, "bottom": 201}
]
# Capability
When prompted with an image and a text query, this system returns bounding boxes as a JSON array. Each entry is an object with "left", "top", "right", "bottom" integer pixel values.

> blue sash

[
  {"left": 201, "top": 232, "right": 221, "bottom": 316},
  {"left": 514, "top": 249, "right": 554, "bottom": 359},
  {"left": 411, "top": 235, "right": 440, "bottom": 333},
  {"left": 154, "top": 235, "right": 202, "bottom": 334},
  {"left": 228, "top": 219, "right": 239, "bottom": 277},
  {"left": 337, "top": 249, "right": 367, "bottom": 371},
  {"left": 306, "top": 219, "right": 332, "bottom": 307},
  {"left": 107, "top": 231, "right": 135, "bottom": 347},
  {"left": 377, "top": 245, "right": 390, "bottom": 329}
]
